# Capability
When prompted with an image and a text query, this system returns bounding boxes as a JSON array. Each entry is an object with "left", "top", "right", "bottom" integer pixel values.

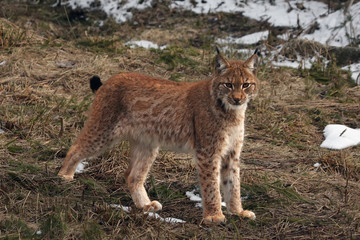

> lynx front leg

[
  {"left": 221, "top": 150, "right": 255, "bottom": 220},
  {"left": 197, "top": 154, "right": 225, "bottom": 224},
  {"left": 125, "top": 142, "right": 162, "bottom": 212}
]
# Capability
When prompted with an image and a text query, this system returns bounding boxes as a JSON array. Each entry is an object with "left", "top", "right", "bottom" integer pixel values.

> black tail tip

[
  {"left": 215, "top": 46, "right": 221, "bottom": 55},
  {"left": 90, "top": 75, "right": 102, "bottom": 93},
  {"left": 254, "top": 48, "right": 261, "bottom": 57}
]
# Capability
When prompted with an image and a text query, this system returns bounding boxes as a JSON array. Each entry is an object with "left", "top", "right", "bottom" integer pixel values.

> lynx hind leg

[
  {"left": 125, "top": 142, "right": 162, "bottom": 212},
  {"left": 58, "top": 129, "right": 114, "bottom": 180}
]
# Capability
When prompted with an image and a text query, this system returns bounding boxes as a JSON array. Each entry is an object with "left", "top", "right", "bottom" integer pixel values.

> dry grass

[{"left": 1, "top": 2, "right": 360, "bottom": 240}]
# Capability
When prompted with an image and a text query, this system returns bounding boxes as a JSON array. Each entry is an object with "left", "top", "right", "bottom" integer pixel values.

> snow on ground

[
  {"left": 125, "top": 40, "right": 166, "bottom": 50},
  {"left": 186, "top": 189, "right": 248, "bottom": 208},
  {"left": 313, "top": 163, "right": 321, "bottom": 168},
  {"left": 342, "top": 63, "right": 360, "bottom": 85},
  {"left": 217, "top": 31, "right": 269, "bottom": 45},
  {"left": 271, "top": 54, "right": 314, "bottom": 69},
  {"left": 186, "top": 189, "right": 226, "bottom": 208},
  {"left": 301, "top": 2, "right": 360, "bottom": 47},
  {"left": 75, "top": 161, "right": 88, "bottom": 173},
  {"left": 109, "top": 204, "right": 186, "bottom": 223},
  {"left": 66, "top": 0, "right": 359, "bottom": 48},
  {"left": 66, "top": 0, "right": 152, "bottom": 23},
  {"left": 172, "top": 0, "right": 327, "bottom": 28},
  {"left": 320, "top": 124, "right": 360, "bottom": 150}
]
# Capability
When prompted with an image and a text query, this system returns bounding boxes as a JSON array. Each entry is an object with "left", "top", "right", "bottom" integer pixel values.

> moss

[
  {"left": 9, "top": 160, "right": 41, "bottom": 174},
  {"left": 0, "top": 218, "right": 38, "bottom": 240},
  {"left": 82, "top": 221, "right": 105, "bottom": 240},
  {"left": 76, "top": 38, "right": 125, "bottom": 55},
  {"left": 40, "top": 211, "right": 67, "bottom": 239},
  {"left": 151, "top": 46, "right": 200, "bottom": 70}
]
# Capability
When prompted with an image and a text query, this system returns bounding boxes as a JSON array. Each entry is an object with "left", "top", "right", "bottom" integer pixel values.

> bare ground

[{"left": 0, "top": 1, "right": 360, "bottom": 239}]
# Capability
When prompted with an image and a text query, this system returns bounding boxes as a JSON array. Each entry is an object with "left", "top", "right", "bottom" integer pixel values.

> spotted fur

[{"left": 58, "top": 50, "right": 259, "bottom": 223}]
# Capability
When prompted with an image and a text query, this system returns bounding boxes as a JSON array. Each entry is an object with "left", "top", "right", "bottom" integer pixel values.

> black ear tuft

[
  {"left": 254, "top": 48, "right": 260, "bottom": 57},
  {"left": 90, "top": 75, "right": 102, "bottom": 93}
]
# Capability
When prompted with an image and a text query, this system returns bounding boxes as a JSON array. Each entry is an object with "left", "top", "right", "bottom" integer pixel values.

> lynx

[{"left": 58, "top": 48, "right": 259, "bottom": 223}]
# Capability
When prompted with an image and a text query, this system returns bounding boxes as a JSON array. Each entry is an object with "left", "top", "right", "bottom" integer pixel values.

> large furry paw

[
  {"left": 143, "top": 201, "right": 162, "bottom": 212},
  {"left": 238, "top": 210, "right": 256, "bottom": 220},
  {"left": 203, "top": 214, "right": 226, "bottom": 224},
  {"left": 58, "top": 173, "right": 74, "bottom": 181}
]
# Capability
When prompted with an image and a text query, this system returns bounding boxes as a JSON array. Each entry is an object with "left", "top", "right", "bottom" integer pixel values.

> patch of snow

[
  {"left": 172, "top": 0, "right": 327, "bottom": 28},
  {"left": 277, "top": 32, "right": 290, "bottom": 41},
  {"left": 75, "top": 161, "right": 88, "bottom": 173},
  {"left": 342, "top": 63, "right": 360, "bottom": 85},
  {"left": 271, "top": 58, "right": 313, "bottom": 69},
  {"left": 301, "top": 2, "right": 360, "bottom": 47},
  {"left": 270, "top": 53, "right": 315, "bottom": 70},
  {"left": 185, "top": 189, "right": 202, "bottom": 202},
  {"left": 186, "top": 189, "right": 247, "bottom": 208},
  {"left": 66, "top": 0, "right": 152, "bottom": 23},
  {"left": 0, "top": 129, "right": 5, "bottom": 134},
  {"left": 36, "top": 230, "right": 42, "bottom": 235},
  {"left": 109, "top": 204, "right": 131, "bottom": 213},
  {"left": 146, "top": 212, "right": 186, "bottom": 224},
  {"left": 217, "top": 31, "right": 269, "bottom": 45},
  {"left": 0, "top": 60, "right": 6, "bottom": 66},
  {"left": 125, "top": 40, "right": 166, "bottom": 50},
  {"left": 94, "top": 20, "right": 104, "bottom": 27},
  {"left": 313, "top": 163, "right": 321, "bottom": 168},
  {"left": 109, "top": 204, "right": 185, "bottom": 223},
  {"left": 320, "top": 124, "right": 360, "bottom": 150}
]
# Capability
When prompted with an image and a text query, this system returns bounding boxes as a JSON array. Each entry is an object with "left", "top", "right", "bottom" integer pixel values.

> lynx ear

[
  {"left": 244, "top": 48, "right": 260, "bottom": 75},
  {"left": 215, "top": 47, "right": 230, "bottom": 74}
]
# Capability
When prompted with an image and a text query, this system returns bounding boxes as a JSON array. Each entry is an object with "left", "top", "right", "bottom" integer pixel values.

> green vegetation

[{"left": 151, "top": 46, "right": 200, "bottom": 70}]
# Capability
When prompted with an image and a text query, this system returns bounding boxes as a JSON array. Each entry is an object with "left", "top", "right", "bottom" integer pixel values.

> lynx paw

[
  {"left": 238, "top": 210, "right": 256, "bottom": 220},
  {"left": 203, "top": 214, "right": 226, "bottom": 224},
  {"left": 58, "top": 173, "right": 74, "bottom": 181},
  {"left": 143, "top": 201, "right": 162, "bottom": 212}
]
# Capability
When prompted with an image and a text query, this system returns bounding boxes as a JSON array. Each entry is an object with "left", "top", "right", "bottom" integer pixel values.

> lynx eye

[
  {"left": 224, "top": 83, "right": 234, "bottom": 89},
  {"left": 242, "top": 83, "right": 251, "bottom": 89}
]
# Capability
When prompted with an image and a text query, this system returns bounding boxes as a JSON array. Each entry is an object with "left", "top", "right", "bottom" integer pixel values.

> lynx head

[{"left": 212, "top": 48, "right": 259, "bottom": 111}]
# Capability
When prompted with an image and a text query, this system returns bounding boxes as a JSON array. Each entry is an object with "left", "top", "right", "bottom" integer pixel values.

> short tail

[{"left": 90, "top": 75, "right": 102, "bottom": 93}]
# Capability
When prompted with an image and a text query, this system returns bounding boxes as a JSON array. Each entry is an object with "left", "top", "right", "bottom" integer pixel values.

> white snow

[
  {"left": 0, "top": 129, "right": 5, "bottom": 134},
  {"left": 146, "top": 212, "right": 186, "bottom": 223},
  {"left": 0, "top": 60, "right": 6, "bottom": 66},
  {"left": 109, "top": 204, "right": 131, "bottom": 213},
  {"left": 271, "top": 54, "right": 315, "bottom": 70},
  {"left": 36, "top": 230, "right": 42, "bottom": 235},
  {"left": 172, "top": 0, "right": 327, "bottom": 28},
  {"left": 109, "top": 204, "right": 185, "bottom": 223},
  {"left": 125, "top": 40, "right": 166, "bottom": 50},
  {"left": 217, "top": 31, "right": 269, "bottom": 45},
  {"left": 301, "top": 3, "right": 360, "bottom": 47},
  {"left": 66, "top": 0, "right": 152, "bottom": 23},
  {"left": 66, "top": 0, "right": 359, "bottom": 49},
  {"left": 186, "top": 189, "right": 247, "bottom": 208},
  {"left": 342, "top": 63, "right": 360, "bottom": 85},
  {"left": 75, "top": 161, "right": 88, "bottom": 173},
  {"left": 320, "top": 124, "right": 360, "bottom": 150},
  {"left": 313, "top": 163, "right": 321, "bottom": 168}
]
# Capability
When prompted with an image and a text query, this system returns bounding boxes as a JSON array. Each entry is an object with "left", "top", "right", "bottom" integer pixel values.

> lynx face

[{"left": 213, "top": 53, "right": 259, "bottom": 111}]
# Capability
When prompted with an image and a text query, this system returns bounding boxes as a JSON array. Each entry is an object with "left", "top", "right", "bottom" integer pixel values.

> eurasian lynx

[{"left": 58, "top": 49, "right": 259, "bottom": 223}]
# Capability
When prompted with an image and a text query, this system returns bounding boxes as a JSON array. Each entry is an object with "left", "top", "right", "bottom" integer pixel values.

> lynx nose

[{"left": 233, "top": 97, "right": 241, "bottom": 104}]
